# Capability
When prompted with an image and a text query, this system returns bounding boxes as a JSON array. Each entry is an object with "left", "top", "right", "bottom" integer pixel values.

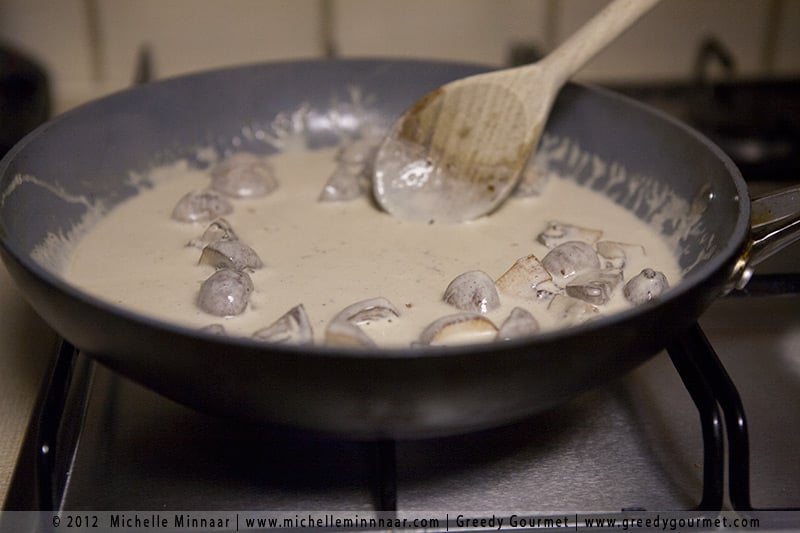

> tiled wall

[{"left": 1, "top": 0, "right": 798, "bottom": 113}]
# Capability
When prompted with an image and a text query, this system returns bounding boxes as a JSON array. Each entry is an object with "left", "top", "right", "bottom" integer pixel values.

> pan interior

[{"left": 0, "top": 59, "right": 747, "bottom": 349}]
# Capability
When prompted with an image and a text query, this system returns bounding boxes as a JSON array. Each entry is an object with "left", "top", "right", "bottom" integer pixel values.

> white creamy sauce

[{"left": 62, "top": 148, "right": 681, "bottom": 347}]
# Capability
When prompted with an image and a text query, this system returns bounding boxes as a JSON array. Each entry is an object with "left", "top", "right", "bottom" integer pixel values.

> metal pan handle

[{"left": 735, "top": 184, "right": 800, "bottom": 289}]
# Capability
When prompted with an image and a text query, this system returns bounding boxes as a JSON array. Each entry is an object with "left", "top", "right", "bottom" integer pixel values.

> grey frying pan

[{"left": 1, "top": 59, "right": 796, "bottom": 438}]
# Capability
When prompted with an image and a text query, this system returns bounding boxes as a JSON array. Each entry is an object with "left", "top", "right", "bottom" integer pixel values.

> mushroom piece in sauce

[
  {"left": 199, "top": 240, "right": 263, "bottom": 271},
  {"left": 188, "top": 218, "right": 239, "bottom": 249},
  {"left": 565, "top": 269, "right": 623, "bottom": 306},
  {"left": 336, "top": 138, "right": 379, "bottom": 169},
  {"left": 325, "top": 320, "right": 377, "bottom": 347},
  {"left": 418, "top": 312, "right": 498, "bottom": 346},
  {"left": 496, "top": 307, "right": 540, "bottom": 341},
  {"left": 547, "top": 294, "right": 600, "bottom": 327},
  {"left": 495, "top": 254, "right": 552, "bottom": 300},
  {"left": 534, "top": 280, "right": 561, "bottom": 304},
  {"left": 332, "top": 297, "right": 401, "bottom": 324},
  {"left": 171, "top": 189, "right": 234, "bottom": 223},
  {"left": 541, "top": 241, "right": 601, "bottom": 285},
  {"left": 443, "top": 270, "right": 501, "bottom": 313},
  {"left": 537, "top": 221, "right": 603, "bottom": 248},
  {"left": 210, "top": 152, "right": 278, "bottom": 198},
  {"left": 595, "top": 240, "right": 646, "bottom": 270},
  {"left": 318, "top": 165, "right": 366, "bottom": 202},
  {"left": 319, "top": 138, "right": 380, "bottom": 202},
  {"left": 197, "top": 268, "right": 254, "bottom": 317},
  {"left": 200, "top": 323, "right": 226, "bottom": 335},
  {"left": 253, "top": 304, "right": 313, "bottom": 345},
  {"left": 324, "top": 297, "right": 400, "bottom": 347},
  {"left": 623, "top": 268, "right": 669, "bottom": 304}
]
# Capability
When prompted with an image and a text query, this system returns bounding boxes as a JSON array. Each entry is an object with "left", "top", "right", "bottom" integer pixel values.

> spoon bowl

[{"left": 373, "top": 0, "right": 662, "bottom": 223}]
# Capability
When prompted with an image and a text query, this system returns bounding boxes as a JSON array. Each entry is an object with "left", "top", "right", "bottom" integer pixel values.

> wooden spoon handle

[{"left": 539, "top": 0, "right": 662, "bottom": 88}]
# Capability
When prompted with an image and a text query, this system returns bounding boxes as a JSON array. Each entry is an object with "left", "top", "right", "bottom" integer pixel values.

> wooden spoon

[{"left": 373, "top": 0, "right": 661, "bottom": 223}]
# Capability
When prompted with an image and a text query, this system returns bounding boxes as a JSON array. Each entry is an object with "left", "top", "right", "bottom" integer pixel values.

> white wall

[{"left": 1, "top": 0, "right": 798, "bottom": 113}]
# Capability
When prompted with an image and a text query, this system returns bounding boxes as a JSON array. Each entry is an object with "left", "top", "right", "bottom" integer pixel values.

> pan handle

[{"left": 735, "top": 184, "right": 800, "bottom": 289}]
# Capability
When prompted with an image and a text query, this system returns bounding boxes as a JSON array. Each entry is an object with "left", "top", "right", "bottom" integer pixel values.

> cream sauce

[{"left": 63, "top": 148, "right": 681, "bottom": 347}]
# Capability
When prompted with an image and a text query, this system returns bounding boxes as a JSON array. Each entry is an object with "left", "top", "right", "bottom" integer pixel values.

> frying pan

[{"left": 0, "top": 59, "right": 797, "bottom": 439}]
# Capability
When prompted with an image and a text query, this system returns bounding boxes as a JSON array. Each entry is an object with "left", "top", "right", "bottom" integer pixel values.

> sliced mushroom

[
  {"left": 565, "top": 269, "right": 623, "bottom": 305},
  {"left": 336, "top": 138, "right": 379, "bottom": 169},
  {"left": 535, "top": 289, "right": 558, "bottom": 304},
  {"left": 318, "top": 166, "right": 365, "bottom": 202},
  {"left": 534, "top": 280, "right": 561, "bottom": 303},
  {"left": 547, "top": 294, "right": 600, "bottom": 327},
  {"left": 496, "top": 307, "right": 540, "bottom": 341},
  {"left": 443, "top": 270, "right": 501, "bottom": 313},
  {"left": 331, "top": 297, "right": 400, "bottom": 324},
  {"left": 318, "top": 139, "right": 380, "bottom": 203},
  {"left": 253, "top": 304, "right": 313, "bottom": 345},
  {"left": 537, "top": 221, "right": 603, "bottom": 248},
  {"left": 542, "top": 241, "right": 601, "bottom": 285},
  {"left": 171, "top": 189, "right": 234, "bottom": 223},
  {"left": 418, "top": 312, "right": 498, "bottom": 346},
  {"left": 199, "top": 240, "right": 263, "bottom": 271},
  {"left": 200, "top": 323, "right": 226, "bottom": 335},
  {"left": 188, "top": 218, "right": 239, "bottom": 249},
  {"left": 325, "top": 319, "right": 376, "bottom": 347},
  {"left": 197, "top": 268, "right": 254, "bottom": 316},
  {"left": 595, "top": 240, "right": 646, "bottom": 270},
  {"left": 324, "top": 297, "right": 400, "bottom": 348},
  {"left": 210, "top": 152, "right": 278, "bottom": 198},
  {"left": 495, "top": 254, "right": 552, "bottom": 299},
  {"left": 623, "top": 268, "right": 669, "bottom": 304}
]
